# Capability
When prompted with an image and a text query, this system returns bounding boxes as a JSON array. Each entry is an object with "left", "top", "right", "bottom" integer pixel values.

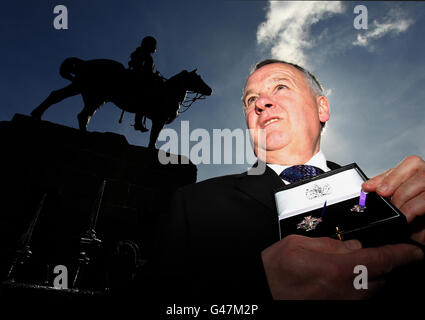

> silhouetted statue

[
  {"left": 128, "top": 36, "right": 160, "bottom": 132},
  {"left": 129, "top": 36, "right": 156, "bottom": 74},
  {"left": 31, "top": 53, "right": 212, "bottom": 148}
]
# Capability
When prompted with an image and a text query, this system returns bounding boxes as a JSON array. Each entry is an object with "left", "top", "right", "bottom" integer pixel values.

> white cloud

[
  {"left": 353, "top": 8, "right": 414, "bottom": 47},
  {"left": 257, "top": 1, "right": 344, "bottom": 66},
  {"left": 257, "top": 3, "right": 415, "bottom": 66}
]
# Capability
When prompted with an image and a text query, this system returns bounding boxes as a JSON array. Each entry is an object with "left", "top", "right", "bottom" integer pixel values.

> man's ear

[{"left": 317, "top": 96, "right": 330, "bottom": 123}]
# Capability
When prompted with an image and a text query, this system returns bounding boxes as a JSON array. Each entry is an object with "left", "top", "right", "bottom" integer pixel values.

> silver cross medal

[
  {"left": 350, "top": 190, "right": 367, "bottom": 213},
  {"left": 297, "top": 215, "right": 323, "bottom": 231}
]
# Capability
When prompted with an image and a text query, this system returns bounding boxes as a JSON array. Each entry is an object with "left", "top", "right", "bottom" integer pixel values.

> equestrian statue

[{"left": 30, "top": 36, "right": 212, "bottom": 148}]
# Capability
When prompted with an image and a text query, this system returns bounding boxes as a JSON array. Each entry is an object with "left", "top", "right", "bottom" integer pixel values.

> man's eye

[
  {"left": 276, "top": 84, "right": 287, "bottom": 90},
  {"left": 247, "top": 96, "right": 257, "bottom": 105}
]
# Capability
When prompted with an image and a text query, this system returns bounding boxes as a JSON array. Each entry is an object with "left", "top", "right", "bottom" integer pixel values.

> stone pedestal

[{"left": 0, "top": 114, "right": 196, "bottom": 299}]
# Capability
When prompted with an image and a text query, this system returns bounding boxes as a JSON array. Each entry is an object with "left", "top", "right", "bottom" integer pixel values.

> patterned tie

[{"left": 279, "top": 165, "right": 324, "bottom": 183}]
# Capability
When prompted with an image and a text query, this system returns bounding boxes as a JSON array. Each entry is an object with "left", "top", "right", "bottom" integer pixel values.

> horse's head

[
  {"left": 159, "top": 69, "right": 212, "bottom": 124},
  {"left": 182, "top": 69, "right": 212, "bottom": 96}
]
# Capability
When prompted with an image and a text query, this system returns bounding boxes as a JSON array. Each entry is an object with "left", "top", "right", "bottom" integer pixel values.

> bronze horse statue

[{"left": 31, "top": 58, "right": 212, "bottom": 148}]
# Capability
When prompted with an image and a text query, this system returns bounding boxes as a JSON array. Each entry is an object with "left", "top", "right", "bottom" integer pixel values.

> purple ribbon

[
  {"left": 321, "top": 201, "right": 327, "bottom": 220},
  {"left": 359, "top": 190, "right": 367, "bottom": 207}
]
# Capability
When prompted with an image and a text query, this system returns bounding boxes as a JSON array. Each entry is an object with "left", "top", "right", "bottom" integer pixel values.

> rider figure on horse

[{"left": 128, "top": 36, "right": 161, "bottom": 132}]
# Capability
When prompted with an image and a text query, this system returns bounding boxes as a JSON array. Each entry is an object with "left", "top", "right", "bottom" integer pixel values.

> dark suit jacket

[{"left": 149, "top": 161, "right": 341, "bottom": 301}]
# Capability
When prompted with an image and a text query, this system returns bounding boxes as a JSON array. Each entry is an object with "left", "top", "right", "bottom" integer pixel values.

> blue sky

[{"left": 1, "top": 1, "right": 424, "bottom": 182}]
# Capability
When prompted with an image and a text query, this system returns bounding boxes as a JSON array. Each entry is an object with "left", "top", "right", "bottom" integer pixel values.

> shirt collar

[{"left": 267, "top": 150, "right": 330, "bottom": 180}]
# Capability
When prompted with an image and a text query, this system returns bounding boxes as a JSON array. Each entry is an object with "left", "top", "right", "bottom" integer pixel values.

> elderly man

[{"left": 151, "top": 59, "right": 425, "bottom": 300}]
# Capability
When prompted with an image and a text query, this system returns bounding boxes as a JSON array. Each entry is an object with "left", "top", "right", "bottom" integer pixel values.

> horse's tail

[{"left": 59, "top": 57, "right": 84, "bottom": 81}]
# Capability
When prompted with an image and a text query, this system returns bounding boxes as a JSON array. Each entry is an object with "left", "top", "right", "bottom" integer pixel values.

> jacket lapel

[
  {"left": 327, "top": 160, "right": 341, "bottom": 171},
  {"left": 235, "top": 163, "right": 284, "bottom": 213},
  {"left": 235, "top": 160, "right": 341, "bottom": 213}
]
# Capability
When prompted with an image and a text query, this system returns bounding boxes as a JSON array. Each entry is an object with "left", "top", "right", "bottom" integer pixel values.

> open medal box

[{"left": 274, "top": 164, "right": 408, "bottom": 247}]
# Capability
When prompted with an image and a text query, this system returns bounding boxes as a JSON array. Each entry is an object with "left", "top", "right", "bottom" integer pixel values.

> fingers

[
  {"left": 410, "top": 230, "right": 425, "bottom": 245},
  {"left": 263, "top": 235, "right": 423, "bottom": 299},
  {"left": 409, "top": 215, "right": 425, "bottom": 244},
  {"left": 362, "top": 168, "right": 393, "bottom": 193},
  {"left": 362, "top": 156, "right": 425, "bottom": 222},
  {"left": 391, "top": 164, "right": 425, "bottom": 207},
  {"left": 399, "top": 191, "right": 425, "bottom": 223},
  {"left": 347, "top": 243, "right": 424, "bottom": 279},
  {"left": 369, "top": 156, "right": 424, "bottom": 198},
  {"left": 391, "top": 171, "right": 425, "bottom": 206},
  {"left": 311, "top": 238, "right": 363, "bottom": 254},
  {"left": 285, "top": 235, "right": 362, "bottom": 254}
]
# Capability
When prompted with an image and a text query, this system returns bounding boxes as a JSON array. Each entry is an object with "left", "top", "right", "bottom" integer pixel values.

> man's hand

[
  {"left": 362, "top": 155, "right": 425, "bottom": 243},
  {"left": 261, "top": 235, "right": 424, "bottom": 299}
]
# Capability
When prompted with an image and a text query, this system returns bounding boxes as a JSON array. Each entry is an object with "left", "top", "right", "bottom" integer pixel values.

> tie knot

[{"left": 279, "top": 165, "right": 324, "bottom": 183}]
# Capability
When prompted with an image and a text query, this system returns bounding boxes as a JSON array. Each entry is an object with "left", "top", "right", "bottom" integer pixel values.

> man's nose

[{"left": 255, "top": 95, "right": 274, "bottom": 114}]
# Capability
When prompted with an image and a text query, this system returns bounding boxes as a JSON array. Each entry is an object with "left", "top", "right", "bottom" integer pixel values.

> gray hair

[{"left": 250, "top": 59, "right": 324, "bottom": 97}]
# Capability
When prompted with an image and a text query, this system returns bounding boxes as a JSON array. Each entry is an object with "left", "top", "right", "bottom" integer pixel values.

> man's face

[{"left": 243, "top": 63, "right": 330, "bottom": 164}]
